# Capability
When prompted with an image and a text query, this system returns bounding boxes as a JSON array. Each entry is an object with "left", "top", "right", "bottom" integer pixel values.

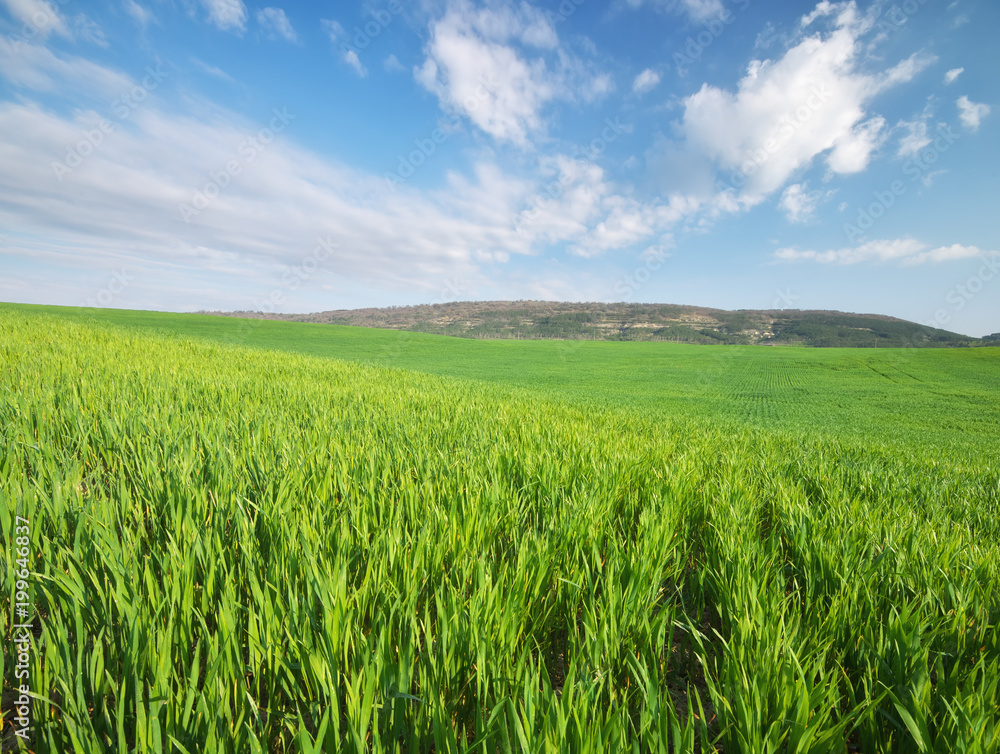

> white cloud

[
  {"left": 944, "top": 67, "right": 963, "bottom": 85},
  {"left": 323, "top": 19, "right": 369, "bottom": 77},
  {"left": 775, "top": 238, "right": 995, "bottom": 265},
  {"left": 666, "top": 2, "right": 931, "bottom": 208},
  {"left": 72, "top": 13, "right": 109, "bottom": 47},
  {"left": 905, "top": 244, "right": 995, "bottom": 265},
  {"left": 873, "top": 52, "right": 937, "bottom": 93},
  {"left": 383, "top": 54, "right": 405, "bottom": 73},
  {"left": 623, "top": 0, "right": 726, "bottom": 23},
  {"left": 680, "top": 0, "right": 725, "bottom": 21},
  {"left": 344, "top": 50, "right": 367, "bottom": 77},
  {"left": 0, "top": 36, "right": 133, "bottom": 99},
  {"left": 507, "top": 154, "right": 685, "bottom": 259},
  {"left": 256, "top": 7, "right": 296, "bottom": 43},
  {"left": 321, "top": 18, "right": 344, "bottom": 37},
  {"left": 507, "top": 154, "right": 661, "bottom": 258},
  {"left": 632, "top": 68, "right": 660, "bottom": 95},
  {"left": 827, "top": 115, "right": 886, "bottom": 173},
  {"left": 192, "top": 57, "right": 235, "bottom": 83},
  {"left": 896, "top": 119, "right": 930, "bottom": 157},
  {"left": 800, "top": 1, "right": 838, "bottom": 27},
  {"left": 0, "top": 0, "right": 69, "bottom": 38},
  {"left": 122, "top": 0, "right": 154, "bottom": 27},
  {"left": 202, "top": 0, "right": 247, "bottom": 33},
  {"left": 778, "top": 182, "right": 830, "bottom": 223},
  {"left": 956, "top": 95, "right": 989, "bottom": 131},
  {"left": 416, "top": 0, "right": 608, "bottom": 146},
  {"left": 569, "top": 198, "right": 658, "bottom": 258},
  {"left": 0, "top": 53, "right": 669, "bottom": 309},
  {"left": 0, "top": 99, "right": 492, "bottom": 305},
  {"left": 0, "top": 0, "right": 105, "bottom": 46}
]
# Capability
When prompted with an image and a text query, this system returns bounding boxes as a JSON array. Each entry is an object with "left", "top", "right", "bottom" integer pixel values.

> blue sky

[{"left": 0, "top": 0, "right": 997, "bottom": 335}]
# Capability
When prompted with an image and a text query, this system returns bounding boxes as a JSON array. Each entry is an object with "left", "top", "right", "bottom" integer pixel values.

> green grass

[
  {"left": 1, "top": 305, "right": 998, "bottom": 752},
  {"left": 7, "top": 303, "right": 999, "bottom": 458}
]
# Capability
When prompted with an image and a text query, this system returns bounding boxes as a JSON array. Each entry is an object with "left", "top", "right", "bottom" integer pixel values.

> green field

[
  {"left": 7, "top": 304, "right": 1000, "bottom": 457},
  {"left": 2, "top": 304, "right": 999, "bottom": 752}
]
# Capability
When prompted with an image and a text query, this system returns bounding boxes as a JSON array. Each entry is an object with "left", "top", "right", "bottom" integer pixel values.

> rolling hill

[{"left": 198, "top": 300, "right": 983, "bottom": 347}]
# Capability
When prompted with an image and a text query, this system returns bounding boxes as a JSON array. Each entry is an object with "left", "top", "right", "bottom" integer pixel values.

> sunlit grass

[{"left": 1, "top": 309, "right": 998, "bottom": 752}]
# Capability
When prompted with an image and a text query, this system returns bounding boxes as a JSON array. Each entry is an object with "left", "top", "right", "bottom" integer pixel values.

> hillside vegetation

[
  {"left": 1, "top": 305, "right": 998, "bottom": 752},
  {"left": 200, "top": 301, "right": 983, "bottom": 348}
]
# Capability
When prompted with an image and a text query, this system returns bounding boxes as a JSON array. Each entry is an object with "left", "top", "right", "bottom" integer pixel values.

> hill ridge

[{"left": 197, "top": 300, "right": 984, "bottom": 348}]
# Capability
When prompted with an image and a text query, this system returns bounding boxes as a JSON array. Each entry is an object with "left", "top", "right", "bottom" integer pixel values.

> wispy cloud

[
  {"left": 192, "top": 57, "right": 236, "bottom": 83},
  {"left": 0, "top": 36, "right": 133, "bottom": 99},
  {"left": 383, "top": 54, "right": 405, "bottom": 73},
  {"left": 122, "top": 0, "right": 154, "bottom": 28},
  {"left": 775, "top": 238, "right": 995, "bottom": 266},
  {"left": 956, "top": 95, "right": 989, "bottom": 131},
  {"left": 1, "top": 0, "right": 70, "bottom": 38},
  {"left": 344, "top": 49, "right": 367, "bottom": 77},
  {"left": 896, "top": 119, "right": 930, "bottom": 158},
  {"left": 622, "top": 0, "right": 726, "bottom": 23},
  {"left": 778, "top": 182, "right": 831, "bottom": 223},
  {"left": 632, "top": 68, "right": 660, "bottom": 95},
  {"left": 256, "top": 7, "right": 297, "bottom": 43},
  {"left": 323, "top": 19, "right": 368, "bottom": 77},
  {"left": 943, "top": 67, "right": 963, "bottom": 85},
  {"left": 202, "top": 0, "right": 247, "bottom": 34}
]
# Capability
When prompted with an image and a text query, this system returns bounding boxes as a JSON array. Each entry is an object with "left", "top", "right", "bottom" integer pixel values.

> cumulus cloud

[
  {"left": 775, "top": 238, "right": 996, "bottom": 266},
  {"left": 202, "top": 0, "right": 247, "bottom": 33},
  {"left": 944, "top": 67, "right": 963, "bottom": 85},
  {"left": 633, "top": 68, "right": 660, "bottom": 95},
  {"left": 956, "top": 95, "right": 989, "bottom": 131},
  {"left": 656, "top": 1, "right": 933, "bottom": 209},
  {"left": 416, "top": 0, "right": 609, "bottom": 146},
  {"left": 257, "top": 7, "right": 296, "bottom": 43},
  {"left": 568, "top": 197, "right": 665, "bottom": 258}
]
